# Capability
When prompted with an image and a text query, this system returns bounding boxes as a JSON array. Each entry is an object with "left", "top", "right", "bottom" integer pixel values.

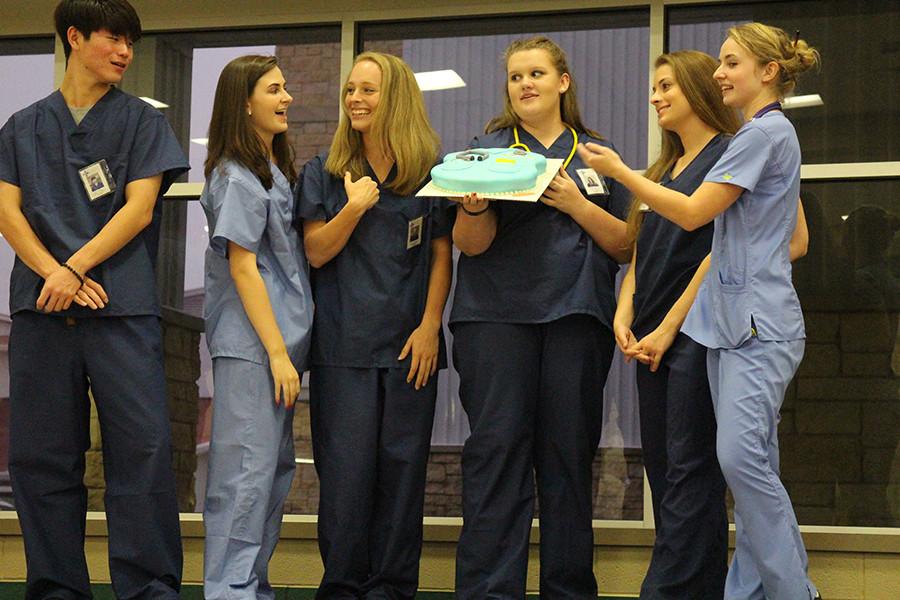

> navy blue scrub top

[
  {"left": 0, "top": 88, "right": 189, "bottom": 317},
  {"left": 294, "top": 153, "right": 454, "bottom": 368},
  {"left": 630, "top": 134, "right": 729, "bottom": 339},
  {"left": 448, "top": 127, "right": 630, "bottom": 330}
]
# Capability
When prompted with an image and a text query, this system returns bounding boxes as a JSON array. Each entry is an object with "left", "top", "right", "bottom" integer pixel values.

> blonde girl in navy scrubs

[
  {"left": 615, "top": 50, "right": 740, "bottom": 599},
  {"left": 580, "top": 23, "right": 820, "bottom": 600},
  {"left": 201, "top": 55, "right": 313, "bottom": 599},
  {"left": 294, "top": 52, "right": 453, "bottom": 599},
  {"left": 452, "top": 36, "right": 631, "bottom": 599}
]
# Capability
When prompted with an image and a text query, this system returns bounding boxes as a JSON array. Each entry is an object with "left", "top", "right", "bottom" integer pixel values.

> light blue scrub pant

[
  {"left": 708, "top": 337, "right": 817, "bottom": 600},
  {"left": 204, "top": 358, "right": 297, "bottom": 600}
]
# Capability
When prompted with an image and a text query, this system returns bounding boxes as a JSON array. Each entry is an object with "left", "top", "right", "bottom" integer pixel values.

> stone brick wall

[
  {"left": 275, "top": 42, "right": 342, "bottom": 172},
  {"left": 780, "top": 309, "right": 899, "bottom": 526},
  {"left": 84, "top": 309, "right": 203, "bottom": 512},
  {"left": 284, "top": 399, "right": 645, "bottom": 519}
]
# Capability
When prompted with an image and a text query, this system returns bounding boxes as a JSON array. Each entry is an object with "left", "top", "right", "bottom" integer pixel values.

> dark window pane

[
  {"left": 0, "top": 45, "right": 56, "bottom": 511},
  {"left": 781, "top": 179, "right": 900, "bottom": 527},
  {"left": 668, "top": 0, "right": 900, "bottom": 163}
]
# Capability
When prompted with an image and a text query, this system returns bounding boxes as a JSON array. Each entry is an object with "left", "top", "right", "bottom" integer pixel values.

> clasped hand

[
  {"left": 37, "top": 264, "right": 108, "bottom": 312},
  {"left": 615, "top": 319, "right": 677, "bottom": 373}
]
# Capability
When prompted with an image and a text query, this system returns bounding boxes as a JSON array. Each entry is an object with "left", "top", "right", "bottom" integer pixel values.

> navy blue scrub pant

[
  {"left": 636, "top": 333, "right": 727, "bottom": 600},
  {"left": 7, "top": 312, "right": 182, "bottom": 600},
  {"left": 452, "top": 314, "right": 614, "bottom": 600},
  {"left": 310, "top": 365, "right": 437, "bottom": 599}
]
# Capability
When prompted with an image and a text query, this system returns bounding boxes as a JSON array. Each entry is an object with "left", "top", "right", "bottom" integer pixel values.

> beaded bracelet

[{"left": 61, "top": 262, "right": 85, "bottom": 288}]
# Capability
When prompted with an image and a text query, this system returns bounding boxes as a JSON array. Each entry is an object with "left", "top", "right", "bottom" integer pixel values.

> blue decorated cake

[{"left": 430, "top": 148, "right": 548, "bottom": 194}]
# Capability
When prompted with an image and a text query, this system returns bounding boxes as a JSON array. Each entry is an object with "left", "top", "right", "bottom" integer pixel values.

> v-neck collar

[
  {"left": 516, "top": 126, "right": 575, "bottom": 160},
  {"left": 366, "top": 159, "right": 397, "bottom": 187},
  {"left": 50, "top": 86, "right": 120, "bottom": 132},
  {"left": 667, "top": 133, "right": 724, "bottom": 183}
]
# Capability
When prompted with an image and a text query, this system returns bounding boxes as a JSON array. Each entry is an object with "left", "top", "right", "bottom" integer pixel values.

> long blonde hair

[
  {"left": 625, "top": 51, "right": 742, "bottom": 250},
  {"left": 325, "top": 52, "right": 439, "bottom": 196},
  {"left": 485, "top": 35, "right": 601, "bottom": 138},
  {"left": 727, "top": 22, "right": 820, "bottom": 98}
]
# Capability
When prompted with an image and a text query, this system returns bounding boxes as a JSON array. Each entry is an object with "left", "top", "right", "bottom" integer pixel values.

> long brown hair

[
  {"left": 325, "top": 52, "right": 439, "bottom": 196},
  {"left": 485, "top": 35, "right": 601, "bottom": 139},
  {"left": 625, "top": 51, "right": 742, "bottom": 250},
  {"left": 204, "top": 55, "right": 296, "bottom": 189},
  {"left": 727, "top": 22, "right": 820, "bottom": 98}
]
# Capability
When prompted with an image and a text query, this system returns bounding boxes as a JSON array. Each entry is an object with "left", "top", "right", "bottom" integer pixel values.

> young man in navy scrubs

[{"left": 0, "top": 1, "right": 188, "bottom": 598}]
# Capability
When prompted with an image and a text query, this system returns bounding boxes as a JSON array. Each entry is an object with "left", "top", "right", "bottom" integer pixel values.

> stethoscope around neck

[{"left": 510, "top": 124, "right": 579, "bottom": 170}]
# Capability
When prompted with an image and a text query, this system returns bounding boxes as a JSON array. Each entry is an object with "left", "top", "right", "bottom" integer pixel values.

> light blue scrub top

[
  {"left": 682, "top": 111, "right": 806, "bottom": 349},
  {"left": 202, "top": 160, "right": 313, "bottom": 370}
]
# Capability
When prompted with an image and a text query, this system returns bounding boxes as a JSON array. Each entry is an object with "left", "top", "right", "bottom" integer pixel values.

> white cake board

[{"left": 415, "top": 158, "right": 564, "bottom": 202}]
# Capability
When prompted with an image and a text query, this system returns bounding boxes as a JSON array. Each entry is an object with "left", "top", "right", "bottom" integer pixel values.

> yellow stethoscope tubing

[{"left": 510, "top": 125, "right": 579, "bottom": 170}]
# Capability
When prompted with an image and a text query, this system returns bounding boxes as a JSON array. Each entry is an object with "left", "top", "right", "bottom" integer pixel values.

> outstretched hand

[{"left": 576, "top": 143, "right": 627, "bottom": 179}]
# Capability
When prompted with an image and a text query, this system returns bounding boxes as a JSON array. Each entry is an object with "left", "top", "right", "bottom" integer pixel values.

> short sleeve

[
  {"left": 606, "top": 177, "right": 630, "bottom": 220},
  {"left": 0, "top": 117, "right": 20, "bottom": 186},
  {"left": 597, "top": 141, "right": 630, "bottom": 219},
  {"left": 127, "top": 109, "right": 190, "bottom": 192},
  {"left": 294, "top": 155, "right": 329, "bottom": 226},
  {"left": 209, "top": 176, "right": 268, "bottom": 257},
  {"left": 430, "top": 198, "right": 456, "bottom": 238},
  {"left": 704, "top": 125, "right": 772, "bottom": 192}
]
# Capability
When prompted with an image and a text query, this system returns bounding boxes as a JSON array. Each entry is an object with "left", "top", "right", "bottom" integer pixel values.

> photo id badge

[
  {"left": 576, "top": 168, "right": 609, "bottom": 196},
  {"left": 78, "top": 159, "right": 117, "bottom": 202},
  {"left": 407, "top": 216, "right": 424, "bottom": 250}
]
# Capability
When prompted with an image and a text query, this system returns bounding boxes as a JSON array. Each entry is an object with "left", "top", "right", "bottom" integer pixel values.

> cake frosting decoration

[{"left": 430, "top": 148, "right": 548, "bottom": 194}]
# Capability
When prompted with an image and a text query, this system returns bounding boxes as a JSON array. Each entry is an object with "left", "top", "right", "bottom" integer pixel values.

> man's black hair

[{"left": 54, "top": 0, "right": 142, "bottom": 60}]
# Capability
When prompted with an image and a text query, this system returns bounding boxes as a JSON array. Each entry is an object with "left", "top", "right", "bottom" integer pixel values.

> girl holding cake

[
  {"left": 613, "top": 50, "right": 740, "bottom": 599},
  {"left": 579, "top": 23, "right": 820, "bottom": 600},
  {"left": 294, "top": 51, "right": 453, "bottom": 599},
  {"left": 451, "top": 35, "right": 631, "bottom": 599}
]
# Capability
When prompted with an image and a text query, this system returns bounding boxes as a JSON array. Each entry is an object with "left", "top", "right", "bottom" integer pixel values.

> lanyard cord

[
  {"left": 511, "top": 125, "right": 579, "bottom": 169},
  {"left": 752, "top": 101, "right": 783, "bottom": 120}
]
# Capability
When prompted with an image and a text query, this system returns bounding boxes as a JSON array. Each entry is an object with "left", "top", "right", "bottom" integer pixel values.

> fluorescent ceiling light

[
  {"left": 191, "top": 138, "right": 209, "bottom": 146},
  {"left": 139, "top": 96, "right": 169, "bottom": 109},
  {"left": 414, "top": 69, "right": 466, "bottom": 91},
  {"left": 782, "top": 94, "right": 823, "bottom": 109}
]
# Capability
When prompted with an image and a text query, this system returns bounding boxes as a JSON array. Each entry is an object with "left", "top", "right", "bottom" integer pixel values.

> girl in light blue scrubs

[
  {"left": 201, "top": 55, "right": 313, "bottom": 600},
  {"left": 580, "top": 23, "right": 821, "bottom": 600},
  {"left": 295, "top": 52, "right": 452, "bottom": 599},
  {"left": 453, "top": 36, "right": 630, "bottom": 599}
]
